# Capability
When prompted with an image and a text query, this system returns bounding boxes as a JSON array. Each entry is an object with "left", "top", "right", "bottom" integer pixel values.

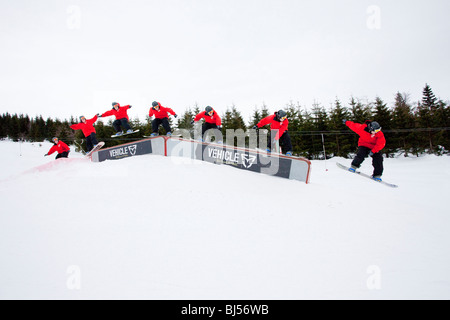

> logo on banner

[
  {"left": 207, "top": 148, "right": 257, "bottom": 168},
  {"left": 109, "top": 144, "right": 138, "bottom": 158},
  {"left": 128, "top": 145, "right": 137, "bottom": 156},
  {"left": 241, "top": 154, "right": 257, "bottom": 168}
]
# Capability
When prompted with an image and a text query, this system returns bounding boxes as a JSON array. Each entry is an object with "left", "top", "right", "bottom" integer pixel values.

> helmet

[
  {"left": 79, "top": 115, "right": 86, "bottom": 122},
  {"left": 368, "top": 121, "right": 381, "bottom": 132},
  {"left": 52, "top": 137, "right": 59, "bottom": 143},
  {"left": 277, "top": 110, "right": 287, "bottom": 120},
  {"left": 112, "top": 102, "right": 119, "bottom": 107},
  {"left": 205, "top": 106, "right": 213, "bottom": 115},
  {"left": 152, "top": 101, "right": 159, "bottom": 107}
]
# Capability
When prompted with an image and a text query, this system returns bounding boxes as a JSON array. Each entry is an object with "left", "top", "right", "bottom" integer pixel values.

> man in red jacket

[
  {"left": 254, "top": 110, "right": 293, "bottom": 156},
  {"left": 99, "top": 102, "right": 134, "bottom": 137},
  {"left": 344, "top": 119, "right": 386, "bottom": 181},
  {"left": 70, "top": 115, "right": 99, "bottom": 152},
  {"left": 45, "top": 137, "right": 70, "bottom": 159},
  {"left": 193, "top": 106, "right": 222, "bottom": 141},
  {"left": 148, "top": 101, "right": 177, "bottom": 136}
]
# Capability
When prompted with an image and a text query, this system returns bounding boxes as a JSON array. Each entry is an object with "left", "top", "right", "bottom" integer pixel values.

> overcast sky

[{"left": 1, "top": 0, "right": 449, "bottom": 122}]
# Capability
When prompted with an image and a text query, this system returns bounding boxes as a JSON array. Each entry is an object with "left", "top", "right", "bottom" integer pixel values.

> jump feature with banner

[{"left": 91, "top": 136, "right": 311, "bottom": 183}]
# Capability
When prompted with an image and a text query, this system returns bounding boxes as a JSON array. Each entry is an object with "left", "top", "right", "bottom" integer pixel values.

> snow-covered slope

[{"left": 0, "top": 140, "right": 449, "bottom": 299}]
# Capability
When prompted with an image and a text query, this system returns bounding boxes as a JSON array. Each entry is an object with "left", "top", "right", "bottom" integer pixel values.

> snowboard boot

[
  {"left": 372, "top": 175, "right": 382, "bottom": 182},
  {"left": 166, "top": 132, "right": 172, "bottom": 136},
  {"left": 286, "top": 151, "right": 293, "bottom": 156},
  {"left": 126, "top": 129, "right": 134, "bottom": 134},
  {"left": 113, "top": 131, "right": 123, "bottom": 137},
  {"left": 348, "top": 165, "right": 357, "bottom": 173},
  {"left": 150, "top": 133, "right": 159, "bottom": 137}
]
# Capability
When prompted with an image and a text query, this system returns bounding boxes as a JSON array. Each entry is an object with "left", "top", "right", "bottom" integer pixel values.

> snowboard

[
  {"left": 85, "top": 141, "right": 105, "bottom": 158},
  {"left": 143, "top": 133, "right": 182, "bottom": 138},
  {"left": 336, "top": 162, "right": 398, "bottom": 188},
  {"left": 111, "top": 129, "right": 140, "bottom": 138}
]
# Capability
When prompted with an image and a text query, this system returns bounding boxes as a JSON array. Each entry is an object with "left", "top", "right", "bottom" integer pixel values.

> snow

[{"left": 0, "top": 140, "right": 449, "bottom": 299}]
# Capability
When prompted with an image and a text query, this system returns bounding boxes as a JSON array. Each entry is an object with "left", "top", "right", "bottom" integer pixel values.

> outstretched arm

[
  {"left": 257, "top": 115, "right": 273, "bottom": 128},
  {"left": 193, "top": 112, "right": 205, "bottom": 122},
  {"left": 101, "top": 110, "right": 114, "bottom": 118}
]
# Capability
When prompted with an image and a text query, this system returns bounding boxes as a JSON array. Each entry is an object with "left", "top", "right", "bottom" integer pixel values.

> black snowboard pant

[
  {"left": 113, "top": 118, "right": 131, "bottom": 133},
  {"left": 351, "top": 146, "right": 384, "bottom": 176},
  {"left": 152, "top": 117, "right": 171, "bottom": 134},
  {"left": 86, "top": 133, "right": 98, "bottom": 152},
  {"left": 202, "top": 123, "right": 222, "bottom": 140},
  {"left": 56, "top": 151, "right": 69, "bottom": 160},
  {"left": 267, "top": 131, "right": 293, "bottom": 154}
]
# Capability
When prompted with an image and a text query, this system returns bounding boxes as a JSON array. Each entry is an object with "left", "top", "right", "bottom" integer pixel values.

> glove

[
  {"left": 97, "top": 113, "right": 102, "bottom": 118},
  {"left": 369, "top": 151, "right": 374, "bottom": 156},
  {"left": 128, "top": 105, "right": 132, "bottom": 108},
  {"left": 342, "top": 119, "right": 347, "bottom": 125},
  {"left": 44, "top": 153, "right": 48, "bottom": 157},
  {"left": 174, "top": 114, "right": 178, "bottom": 118}
]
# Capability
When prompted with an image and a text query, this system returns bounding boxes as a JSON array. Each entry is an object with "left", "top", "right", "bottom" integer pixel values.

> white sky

[{"left": 1, "top": 0, "right": 449, "bottom": 122}]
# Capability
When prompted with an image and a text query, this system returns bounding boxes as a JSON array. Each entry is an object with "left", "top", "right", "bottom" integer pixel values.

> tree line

[{"left": 1, "top": 84, "right": 448, "bottom": 159}]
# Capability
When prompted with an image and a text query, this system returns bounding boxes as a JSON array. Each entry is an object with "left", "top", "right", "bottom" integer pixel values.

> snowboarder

[
  {"left": 253, "top": 110, "right": 293, "bottom": 156},
  {"left": 343, "top": 119, "right": 386, "bottom": 181},
  {"left": 99, "top": 102, "right": 134, "bottom": 137},
  {"left": 148, "top": 101, "right": 177, "bottom": 136},
  {"left": 192, "top": 106, "right": 222, "bottom": 142},
  {"left": 44, "top": 137, "right": 70, "bottom": 159},
  {"left": 70, "top": 115, "right": 99, "bottom": 152}
]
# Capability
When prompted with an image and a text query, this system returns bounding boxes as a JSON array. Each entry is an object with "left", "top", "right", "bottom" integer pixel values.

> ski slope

[{"left": 0, "top": 140, "right": 449, "bottom": 299}]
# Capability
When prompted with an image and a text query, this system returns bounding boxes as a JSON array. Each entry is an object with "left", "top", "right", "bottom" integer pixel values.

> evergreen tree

[
  {"left": 372, "top": 96, "right": 393, "bottom": 156},
  {"left": 417, "top": 84, "right": 439, "bottom": 152},
  {"left": 260, "top": 103, "right": 270, "bottom": 119},
  {"left": 0, "top": 114, "right": 5, "bottom": 138},
  {"left": 248, "top": 107, "right": 261, "bottom": 129},
  {"left": 9, "top": 114, "right": 20, "bottom": 141},
  {"left": 285, "top": 101, "right": 301, "bottom": 156},
  {"left": 328, "top": 98, "right": 351, "bottom": 157},
  {"left": 298, "top": 109, "right": 317, "bottom": 159},
  {"left": 349, "top": 97, "right": 371, "bottom": 123},
  {"left": 177, "top": 108, "right": 195, "bottom": 130},
  {"left": 392, "top": 92, "right": 417, "bottom": 156}
]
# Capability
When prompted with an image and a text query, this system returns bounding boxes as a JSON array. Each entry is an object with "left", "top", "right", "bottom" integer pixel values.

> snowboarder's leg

[
  {"left": 56, "top": 151, "right": 69, "bottom": 159},
  {"left": 372, "top": 152, "right": 384, "bottom": 177},
  {"left": 201, "top": 123, "right": 208, "bottom": 137},
  {"left": 279, "top": 131, "right": 293, "bottom": 155},
  {"left": 91, "top": 133, "right": 99, "bottom": 146},
  {"left": 151, "top": 118, "right": 162, "bottom": 133},
  {"left": 161, "top": 117, "right": 172, "bottom": 134},
  {"left": 120, "top": 118, "right": 131, "bottom": 131},
  {"left": 203, "top": 123, "right": 218, "bottom": 141},
  {"left": 351, "top": 146, "right": 370, "bottom": 168},
  {"left": 86, "top": 135, "right": 94, "bottom": 152},
  {"left": 113, "top": 119, "right": 122, "bottom": 132}
]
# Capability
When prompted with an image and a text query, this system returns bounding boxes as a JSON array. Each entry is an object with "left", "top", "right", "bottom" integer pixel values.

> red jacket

[
  {"left": 47, "top": 141, "right": 70, "bottom": 155},
  {"left": 102, "top": 104, "right": 131, "bottom": 120},
  {"left": 148, "top": 103, "right": 176, "bottom": 119},
  {"left": 257, "top": 114, "right": 289, "bottom": 140},
  {"left": 194, "top": 110, "right": 222, "bottom": 126},
  {"left": 70, "top": 115, "right": 98, "bottom": 137},
  {"left": 346, "top": 121, "right": 386, "bottom": 153}
]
